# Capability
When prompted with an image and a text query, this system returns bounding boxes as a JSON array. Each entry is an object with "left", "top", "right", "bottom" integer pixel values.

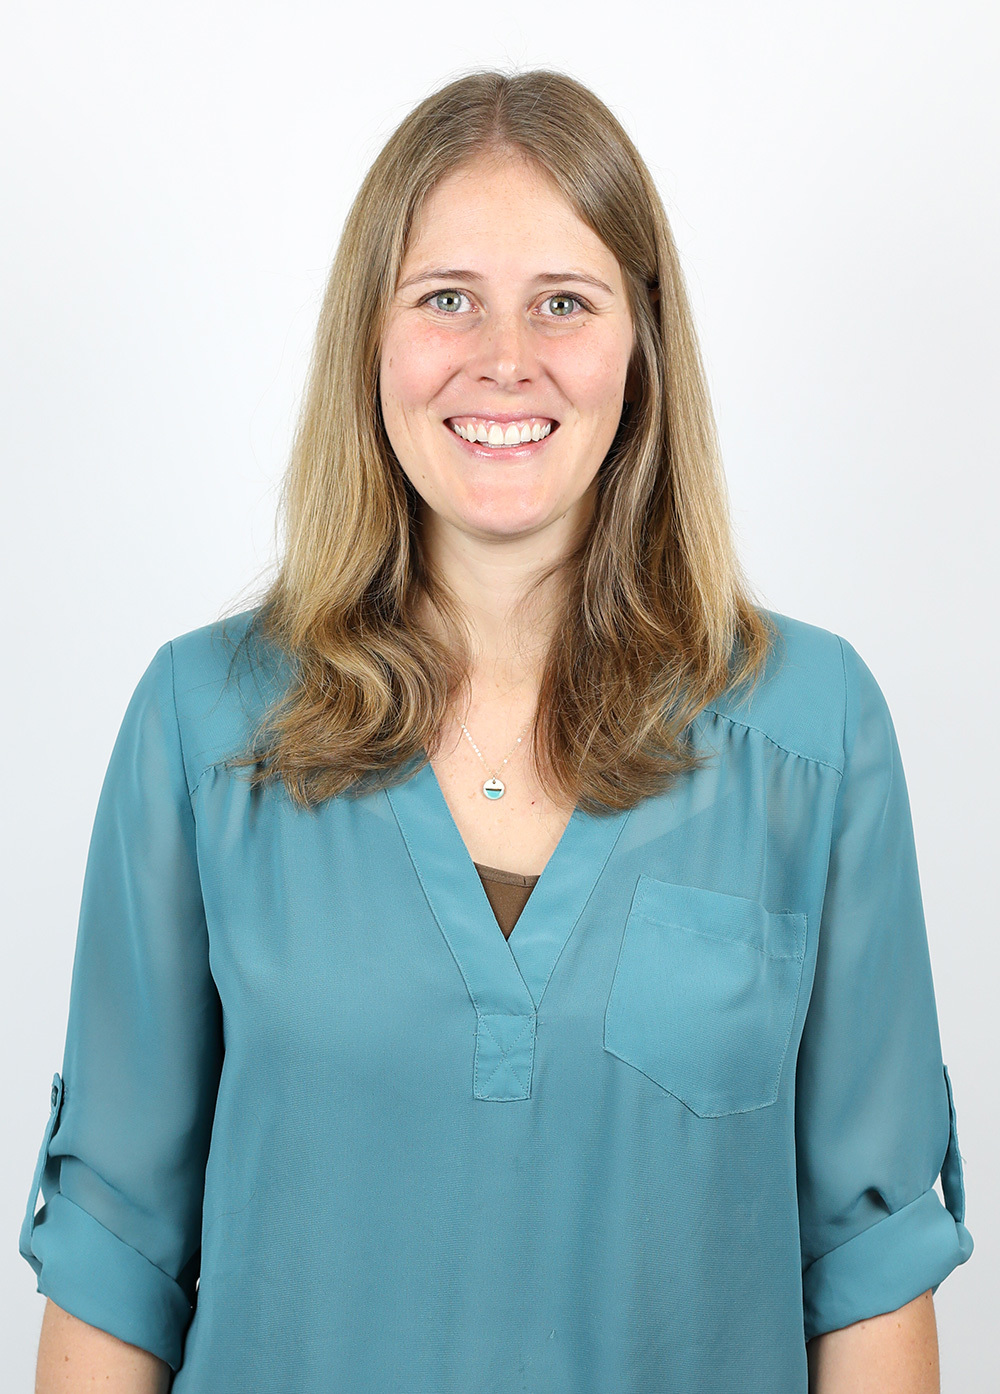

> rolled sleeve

[
  {"left": 797, "top": 636, "right": 974, "bottom": 1343},
  {"left": 18, "top": 641, "right": 224, "bottom": 1372}
]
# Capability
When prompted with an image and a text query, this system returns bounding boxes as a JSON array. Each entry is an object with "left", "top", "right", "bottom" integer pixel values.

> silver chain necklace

[{"left": 460, "top": 719, "right": 532, "bottom": 799}]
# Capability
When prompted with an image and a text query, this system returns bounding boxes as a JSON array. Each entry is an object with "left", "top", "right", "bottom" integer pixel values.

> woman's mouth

[{"left": 444, "top": 415, "right": 559, "bottom": 460}]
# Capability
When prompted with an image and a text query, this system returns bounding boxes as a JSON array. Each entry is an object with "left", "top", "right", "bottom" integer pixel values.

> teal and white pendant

[{"left": 483, "top": 777, "right": 505, "bottom": 799}]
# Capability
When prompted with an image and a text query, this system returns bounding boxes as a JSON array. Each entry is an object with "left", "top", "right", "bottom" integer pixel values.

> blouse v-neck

[
  {"left": 473, "top": 860, "right": 541, "bottom": 942},
  {"left": 384, "top": 753, "right": 634, "bottom": 1099}
]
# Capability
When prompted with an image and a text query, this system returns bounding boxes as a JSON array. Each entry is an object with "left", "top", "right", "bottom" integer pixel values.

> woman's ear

[
  {"left": 623, "top": 281, "right": 658, "bottom": 407},
  {"left": 623, "top": 360, "right": 640, "bottom": 408}
]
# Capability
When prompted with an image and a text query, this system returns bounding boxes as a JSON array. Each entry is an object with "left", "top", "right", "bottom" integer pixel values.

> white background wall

[{"left": 3, "top": 0, "right": 995, "bottom": 1385}]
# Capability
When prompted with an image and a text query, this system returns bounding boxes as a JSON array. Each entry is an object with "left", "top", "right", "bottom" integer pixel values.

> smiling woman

[
  {"left": 21, "top": 66, "right": 972, "bottom": 1394},
  {"left": 212, "top": 65, "right": 765, "bottom": 820}
]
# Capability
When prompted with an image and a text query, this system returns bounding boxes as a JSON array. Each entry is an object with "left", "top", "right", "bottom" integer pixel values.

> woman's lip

[
  {"left": 444, "top": 414, "right": 559, "bottom": 426},
  {"left": 443, "top": 419, "right": 558, "bottom": 459}
]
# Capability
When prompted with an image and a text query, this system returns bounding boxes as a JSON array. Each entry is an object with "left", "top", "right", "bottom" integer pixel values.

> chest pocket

[{"left": 603, "top": 876, "right": 807, "bottom": 1117}]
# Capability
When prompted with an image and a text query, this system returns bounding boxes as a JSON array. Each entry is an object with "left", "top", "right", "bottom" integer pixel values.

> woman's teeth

[{"left": 450, "top": 419, "right": 554, "bottom": 446}]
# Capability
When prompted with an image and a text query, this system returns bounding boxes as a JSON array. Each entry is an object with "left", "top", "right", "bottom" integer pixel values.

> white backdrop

[{"left": 3, "top": 1, "right": 995, "bottom": 1386}]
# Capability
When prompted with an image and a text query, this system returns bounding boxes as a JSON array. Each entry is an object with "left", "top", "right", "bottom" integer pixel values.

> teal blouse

[{"left": 18, "top": 607, "right": 973, "bottom": 1392}]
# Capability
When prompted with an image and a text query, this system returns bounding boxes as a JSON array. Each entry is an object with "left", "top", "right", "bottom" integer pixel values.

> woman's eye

[
  {"left": 540, "top": 293, "right": 584, "bottom": 317},
  {"left": 425, "top": 289, "right": 471, "bottom": 314}
]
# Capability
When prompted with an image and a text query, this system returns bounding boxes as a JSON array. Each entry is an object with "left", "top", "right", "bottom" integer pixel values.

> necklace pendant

[{"left": 483, "top": 777, "right": 505, "bottom": 800}]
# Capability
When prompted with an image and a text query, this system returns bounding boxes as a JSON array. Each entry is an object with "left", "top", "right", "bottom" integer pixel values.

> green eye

[
  {"left": 544, "top": 294, "right": 582, "bottom": 316},
  {"left": 428, "top": 290, "right": 467, "bottom": 313}
]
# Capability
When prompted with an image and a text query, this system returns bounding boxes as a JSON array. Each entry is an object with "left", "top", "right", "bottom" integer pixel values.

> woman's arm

[
  {"left": 35, "top": 1298, "right": 172, "bottom": 1393},
  {"left": 18, "top": 641, "right": 225, "bottom": 1375},
  {"left": 807, "top": 1289, "right": 939, "bottom": 1393}
]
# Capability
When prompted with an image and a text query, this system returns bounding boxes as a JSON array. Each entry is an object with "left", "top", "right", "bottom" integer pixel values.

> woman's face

[{"left": 379, "top": 152, "right": 635, "bottom": 547}]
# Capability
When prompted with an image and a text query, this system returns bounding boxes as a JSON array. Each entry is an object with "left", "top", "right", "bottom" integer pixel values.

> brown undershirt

[{"left": 473, "top": 862, "right": 540, "bottom": 940}]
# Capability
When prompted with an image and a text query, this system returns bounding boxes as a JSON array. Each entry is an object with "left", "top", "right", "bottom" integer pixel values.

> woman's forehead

[{"left": 399, "top": 166, "right": 621, "bottom": 289}]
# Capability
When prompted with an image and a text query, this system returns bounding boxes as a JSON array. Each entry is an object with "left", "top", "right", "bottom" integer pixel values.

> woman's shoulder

[
  {"left": 168, "top": 605, "right": 263, "bottom": 675},
  {"left": 705, "top": 607, "right": 868, "bottom": 777},
  {"left": 163, "top": 605, "right": 291, "bottom": 789}
]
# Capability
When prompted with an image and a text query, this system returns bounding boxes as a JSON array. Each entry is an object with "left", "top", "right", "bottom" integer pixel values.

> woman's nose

[{"left": 466, "top": 310, "right": 540, "bottom": 388}]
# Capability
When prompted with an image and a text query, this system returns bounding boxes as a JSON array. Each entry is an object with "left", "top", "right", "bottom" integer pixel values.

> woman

[{"left": 21, "top": 68, "right": 972, "bottom": 1393}]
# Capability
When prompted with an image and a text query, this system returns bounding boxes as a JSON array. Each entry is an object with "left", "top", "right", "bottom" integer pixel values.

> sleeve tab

[
  {"left": 940, "top": 1063, "right": 967, "bottom": 1226},
  {"left": 19, "top": 1072, "right": 65, "bottom": 1275}
]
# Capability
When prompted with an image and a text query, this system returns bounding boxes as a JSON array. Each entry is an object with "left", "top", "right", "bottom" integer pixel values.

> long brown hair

[{"left": 220, "top": 66, "right": 777, "bottom": 815}]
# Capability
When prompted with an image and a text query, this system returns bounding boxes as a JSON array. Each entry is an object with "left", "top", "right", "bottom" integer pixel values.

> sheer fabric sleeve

[
  {"left": 796, "top": 635, "right": 974, "bottom": 1341},
  {"left": 18, "top": 640, "right": 224, "bottom": 1372}
]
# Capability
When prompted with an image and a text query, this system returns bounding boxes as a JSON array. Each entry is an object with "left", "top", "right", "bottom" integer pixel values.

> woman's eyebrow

[{"left": 397, "top": 267, "right": 615, "bottom": 295}]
